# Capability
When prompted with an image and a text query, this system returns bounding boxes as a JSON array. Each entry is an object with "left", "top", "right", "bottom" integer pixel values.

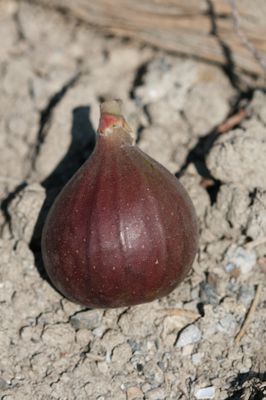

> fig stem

[
  {"left": 97, "top": 99, "right": 133, "bottom": 143},
  {"left": 100, "top": 99, "right": 122, "bottom": 116}
]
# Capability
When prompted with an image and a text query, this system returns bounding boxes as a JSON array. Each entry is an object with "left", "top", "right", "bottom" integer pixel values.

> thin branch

[
  {"left": 158, "top": 308, "right": 200, "bottom": 320},
  {"left": 217, "top": 109, "right": 247, "bottom": 134},
  {"left": 235, "top": 284, "right": 262, "bottom": 343}
]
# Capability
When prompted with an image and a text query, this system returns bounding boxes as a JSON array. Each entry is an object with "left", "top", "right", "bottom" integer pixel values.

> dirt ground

[{"left": 0, "top": 1, "right": 265, "bottom": 400}]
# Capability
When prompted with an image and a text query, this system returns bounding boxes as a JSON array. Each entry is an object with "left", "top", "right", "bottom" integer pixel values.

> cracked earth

[{"left": 0, "top": 1, "right": 265, "bottom": 399}]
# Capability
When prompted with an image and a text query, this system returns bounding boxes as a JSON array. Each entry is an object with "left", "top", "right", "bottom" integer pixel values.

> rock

[
  {"left": 145, "top": 387, "right": 165, "bottom": 400},
  {"left": 112, "top": 342, "right": 132, "bottom": 366},
  {"left": 217, "top": 314, "right": 237, "bottom": 337},
  {"left": 199, "top": 282, "right": 219, "bottom": 306},
  {"left": 0, "top": 377, "right": 9, "bottom": 390},
  {"left": 126, "top": 386, "right": 144, "bottom": 400},
  {"left": 224, "top": 245, "right": 256, "bottom": 275},
  {"left": 92, "top": 325, "right": 106, "bottom": 338},
  {"left": 238, "top": 285, "right": 256, "bottom": 307},
  {"left": 70, "top": 310, "right": 103, "bottom": 330},
  {"left": 143, "top": 361, "right": 164, "bottom": 387},
  {"left": 192, "top": 352, "right": 204, "bottom": 366},
  {"left": 194, "top": 386, "right": 215, "bottom": 399},
  {"left": 175, "top": 325, "right": 202, "bottom": 348}
]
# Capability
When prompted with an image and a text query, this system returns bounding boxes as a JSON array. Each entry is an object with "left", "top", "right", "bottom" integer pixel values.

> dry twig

[
  {"left": 217, "top": 109, "right": 247, "bottom": 134},
  {"left": 235, "top": 284, "right": 262, "bottom": 343},
  {"left": 158, "top": 308, "right": 200, "bottom": 320}
]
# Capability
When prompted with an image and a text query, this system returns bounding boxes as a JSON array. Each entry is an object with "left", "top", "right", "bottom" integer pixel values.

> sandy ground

[{"left": 0, "top": 1, "right": 265, "bottom": 399}]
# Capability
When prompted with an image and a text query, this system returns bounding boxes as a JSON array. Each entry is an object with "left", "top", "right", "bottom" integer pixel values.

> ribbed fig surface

[{"left": 42, "top": 100, "right": 198, "bottom": 308}]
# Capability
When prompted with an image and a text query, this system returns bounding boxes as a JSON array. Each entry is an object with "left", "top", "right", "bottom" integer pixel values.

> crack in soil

[{"left": 28, "top": 72, "right": 82, "bottom": 179}]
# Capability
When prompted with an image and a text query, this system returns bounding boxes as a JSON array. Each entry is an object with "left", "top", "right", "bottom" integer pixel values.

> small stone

[
  {"left": 217, "top": 314, "right": 237, "bottom": 337},
  {"left": 145, "top": 387, "right": 165, "bottom": 400},
  {"left": 225, "top": 263, "right": 235, "bottom": 273},
  {"left": 126, "top": 386, "right": 143, "bottom": 400},
  {"left": 92, "top": 325, "right": 106, "bottom": 338},
  {"left": 70, "top": 310, "right": 103, "bottom": 330},
  {"left": 112, "top": 342, "right": 132, "bottom": 365},
  {"left": 143, "top": 361, "right": 164, "bottom": 386},
  {"left": 194, "top": 386, "right": 215, "bottom": 399},
  {"left": 192, "top": 352, "right": 204, "bottom": 365},
  {"left": 238, "top": 285, "right": 255, "bottom": 307},
  {"left": 0, "top": 377, "right": 9, "bottom": 390},
  {"left": 225, "top": 245, "right": 256, "bottom": 274},
  {"left": 199, "top": 282, "right": 219, "bottom": 306},
  {"left": 141, "top": 383, "right": 152, "bottom": 393},
  {"left": 175, "top": 325, "right": 202, "bottom": 348}
]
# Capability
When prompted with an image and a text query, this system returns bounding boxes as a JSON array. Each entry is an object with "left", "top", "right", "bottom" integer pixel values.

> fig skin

[{"left": 41, "top": 100, "right": 198, "bottom": 308}]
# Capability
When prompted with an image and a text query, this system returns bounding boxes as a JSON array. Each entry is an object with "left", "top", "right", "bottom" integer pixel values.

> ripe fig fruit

[{"left": 42, "top": 100, "right": 198, "bottom": 308}]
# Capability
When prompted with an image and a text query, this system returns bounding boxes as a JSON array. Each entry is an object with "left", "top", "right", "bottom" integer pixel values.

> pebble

[
  {"left": 194, "top": 386, "right": 215, "bottom": 399},
  {"left": 192, "top": 352, "right": 204, "bottom": 365},
  {"left": 238, "top": 285, "right": 255, "bottom": 307},
  {"left": 126, "top": 386, "right": 144, "bottom": 400},
  {"left": 93, "top": 325, "right": 106, "bottom": 338},
  {"left": 0, "top": 377, "right": 9, "bottom": 390},
  {"left": 112, "top": 343, "right": 132, "bottom": 365},
  {"left": 70, "top": 309, "right": 103, "bottom": 330},
  {"left": 145, "top": 387, "right": 165, "bottom": 400},
  {"left": 217, "top": 314, "right": 237, "bottom": 336},
  {"left": 200, "top": 282, "right": 219, "bottom": 306},
  {"left": 175, "top": 325, "right": 202, "bottom": 348},
  {"left": 225, "top": 246, "right": 256, "bottom": 274}
]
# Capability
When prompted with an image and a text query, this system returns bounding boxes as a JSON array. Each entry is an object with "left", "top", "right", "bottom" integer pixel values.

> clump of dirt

[{"left": 0, "top": 2, "right": 265, "bottom": 400}]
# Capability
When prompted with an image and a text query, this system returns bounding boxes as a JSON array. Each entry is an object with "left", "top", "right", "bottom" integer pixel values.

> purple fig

[{"left": 42, "top": 100, "right": 198, "bottom": 308}]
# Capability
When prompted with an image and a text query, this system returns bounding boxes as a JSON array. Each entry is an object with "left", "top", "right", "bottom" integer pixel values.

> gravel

[{"left": 175, "top": 325, "right": 202, "bottom": 348}]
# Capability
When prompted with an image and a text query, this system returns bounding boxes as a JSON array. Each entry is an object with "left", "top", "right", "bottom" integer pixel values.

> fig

[{"left": 42, "top": 100, "right": 198, "bottom": 308}]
